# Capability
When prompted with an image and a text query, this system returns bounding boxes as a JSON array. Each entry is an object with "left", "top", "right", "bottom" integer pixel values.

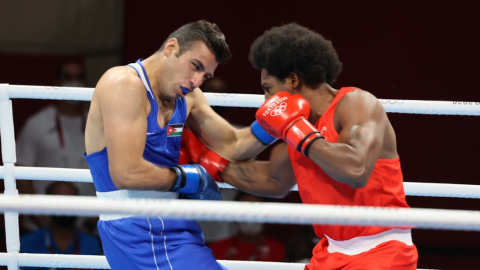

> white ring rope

[
  {"left": 218, "top": 182, "right": 480, "bottom": 199},
  {"left": 0, "top": 194, "right": 479, "bottom": 231},
  {"left": 0, "top": 253, "right": 110, "bottom": 269},
  {"left": 1, "top": 166, "right": 93, "bottom": 182},
  {"left": 3, "top": 84, "right": 480, "bottom": 115},
  {"left": 0, "top": 253, "right": 308, "bottom": 269},
  {"left": 1, "top": 84, "right": 476, "bottom": 270},
  {"left": 0, "top": 253, "right": 435, "bottom": 270},
  {"left": 2, "top": 166, "right": 480, "bottom": 199}
]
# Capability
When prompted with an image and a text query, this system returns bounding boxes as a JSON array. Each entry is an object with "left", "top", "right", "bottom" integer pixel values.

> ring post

[{"left": 0, "top": 84, "right": 20, "bottom": 270}]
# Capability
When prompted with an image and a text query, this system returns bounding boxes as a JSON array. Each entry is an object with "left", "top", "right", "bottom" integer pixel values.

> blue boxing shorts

[{"left": 98, "top": 217, "right": 227, "bottom": 270}]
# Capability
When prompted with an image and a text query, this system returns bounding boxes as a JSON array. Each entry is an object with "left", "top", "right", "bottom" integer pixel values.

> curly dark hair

[
  {"left": 158, "top": 20, "right": 231, "bottom": 64},
  {"left": 249, "top": 23, "right": 342, "bottom": 87}
]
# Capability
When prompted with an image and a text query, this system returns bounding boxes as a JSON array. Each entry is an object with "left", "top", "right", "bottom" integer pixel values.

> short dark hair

[
  {"left": 158, "top": 20, "right": 231, "bottom": 64},
  {"left": 249, "top": 23, "right": 342, "bottom": 87}
]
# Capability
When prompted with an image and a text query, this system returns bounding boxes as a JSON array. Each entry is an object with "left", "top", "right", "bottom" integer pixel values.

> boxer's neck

[
  {"left": 301, "top": 84, "right": 337, "bottom": 125},
  {"left": 141, "top": 55, "right": 162, "bottom": 97}
]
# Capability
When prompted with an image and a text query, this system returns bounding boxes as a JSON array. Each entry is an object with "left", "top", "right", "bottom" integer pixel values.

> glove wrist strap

[
  {"left": 302, "top": 134, "right": 324, "bottom": 157},
  {"left": 251, "top": 120, "right": 278, "bottom": 145},
  {"left": 169, "top": 165, "right": 200, "bottom": 194},
  {"left": 284, "top": 118, "right": 323, "bottom": 156}
]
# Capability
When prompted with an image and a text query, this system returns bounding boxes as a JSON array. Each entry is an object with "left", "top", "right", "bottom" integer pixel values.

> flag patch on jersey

[{"left": 167, "top": 124, "right": 184, "bottom": 137}]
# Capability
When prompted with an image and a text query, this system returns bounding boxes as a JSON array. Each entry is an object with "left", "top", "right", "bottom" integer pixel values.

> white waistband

[
  {"left": 96, "top": 190, "right": 178, "bottom": 221},
  {"left": 325, "top": 228, "right": 413, "bottom": 256}
]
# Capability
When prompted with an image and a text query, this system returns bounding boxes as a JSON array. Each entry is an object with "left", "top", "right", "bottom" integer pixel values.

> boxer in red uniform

[{"left": 182, "top": 23, "right": 418, "bottom": 269}]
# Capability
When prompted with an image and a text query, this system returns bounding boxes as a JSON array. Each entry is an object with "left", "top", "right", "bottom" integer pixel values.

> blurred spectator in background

[
  {"left": 208, "top": 192, "right": 285, "bottom": 262},
  {"left": 20, "top": 182, "right": 101, "bottom": 270},
  {"left": 16, "top": 59, "right": 97, "bottom": 234},
  {"left": 284, "top": 226, "right": 319, "bottom": 264}
]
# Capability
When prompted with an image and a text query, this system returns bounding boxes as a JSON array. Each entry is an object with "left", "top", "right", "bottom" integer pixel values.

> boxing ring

[{"left": 1, "top": 83, "right": 480, "bottom": 269}]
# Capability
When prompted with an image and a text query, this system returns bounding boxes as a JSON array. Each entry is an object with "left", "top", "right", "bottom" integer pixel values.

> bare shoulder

[
  {"left": 94, "top": 66, "right": 146, "bottom": 105},
  {"left": 185, "top": 87, "right": 206, "bottom": 104},
  {"left": 95, "top": 66, "right": 144, "bottom": 96},
  {"left": 185, "top": 87, "right": 207, "bottom": 114},
  {"left": 338, "top": 89, "right": 380, "bottom": 107},
  {"left": 336, "top": 88, "right": 385, "bottom": 117}
]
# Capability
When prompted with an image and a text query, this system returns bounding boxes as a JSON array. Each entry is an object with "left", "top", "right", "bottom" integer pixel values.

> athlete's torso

[
  {"left": 288, "top": 87, "right": 410, "bottom": 240},
  {"left": 84, "top": 59, "right": 187, "bottom": 192}
]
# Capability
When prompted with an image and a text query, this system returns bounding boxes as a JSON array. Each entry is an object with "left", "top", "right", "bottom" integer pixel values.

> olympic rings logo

[
  {"left": 270, "top": 102, "right": 287, "bottom": 116},
  {"left": 379, "top": 99, "right": 404, "bottom": 105},
  {"left": 213, "top": 93, "right": 237, "bottom": 97},
  {"left": 45, "top": 86, "right": 71, "bottom": 90}
]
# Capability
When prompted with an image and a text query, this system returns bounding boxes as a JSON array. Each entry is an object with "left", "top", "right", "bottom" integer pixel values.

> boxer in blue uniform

[{"left": 84, "top": 20, "right": 277, "bottom": 270}]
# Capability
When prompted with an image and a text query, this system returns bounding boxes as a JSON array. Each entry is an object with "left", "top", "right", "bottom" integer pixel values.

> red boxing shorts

[{"left": 305, "top": 229, "right": 418, "bottom": 270}]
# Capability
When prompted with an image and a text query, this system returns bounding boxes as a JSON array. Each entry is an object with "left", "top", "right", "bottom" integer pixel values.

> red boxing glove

[
  {"left": 181, "top": 129, "right": 228, "bottom": 182},
  {"left": 255, "top": 91, "right": 323, "bottom": 156},
  {"left": 178, "top": 148, "right": 191, "bottom": 165}
]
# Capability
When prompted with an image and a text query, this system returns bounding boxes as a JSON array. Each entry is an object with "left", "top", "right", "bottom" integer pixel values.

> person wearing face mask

[
  {"left": 208, "top": 192, "right": 285, "bottom": 262},
  {"left": 19, "top": 182, "right": 101, "bottom": 270},
  {"left": 16, "top": 59, "right": 97, "bottom": 234}
]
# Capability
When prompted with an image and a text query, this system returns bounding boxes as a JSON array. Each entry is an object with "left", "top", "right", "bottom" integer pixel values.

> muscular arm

[
  {"left": 221, "top": 143, "right": 296, "bottom": 198},
  {"left": 94, "top": 69, "right": 177, "bottom": 190},
  {"left": 186, "top": 88, "right": 268, "bottom": 161},
  {"left": 307, "top": 90, "right": 389, "bottom": 188}
]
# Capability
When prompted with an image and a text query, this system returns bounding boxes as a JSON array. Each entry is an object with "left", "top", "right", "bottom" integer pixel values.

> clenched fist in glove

[
  {"left": 255, "top": 91, "right": 324, "bottom": 156},
  {"left": 169, "top": 164, "right": 222, "bottom": 201},
  {"left": 181, "top": 129, "right": 228, "bottom": 182}
]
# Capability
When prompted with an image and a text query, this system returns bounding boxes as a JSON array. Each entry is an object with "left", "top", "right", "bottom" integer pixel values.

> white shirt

[{"left": 16, "top": 105, "right": 95, "bottom": 196}]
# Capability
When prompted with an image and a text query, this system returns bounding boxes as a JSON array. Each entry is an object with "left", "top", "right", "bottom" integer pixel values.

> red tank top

[{"left": 288, "top": 87, "right": 410, "bottom": 241}]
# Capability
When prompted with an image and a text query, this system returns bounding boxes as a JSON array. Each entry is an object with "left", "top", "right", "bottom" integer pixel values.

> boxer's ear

[
  {"left": 288, "top": 72, "right": 300, "bottom": 89},
  {"left": 164, "top": 38, "right": 179, "bottom": 57}
]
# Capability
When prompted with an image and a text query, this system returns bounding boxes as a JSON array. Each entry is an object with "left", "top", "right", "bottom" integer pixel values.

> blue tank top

[{"left": 84, "top": 59, "right": 187, "bottom": 192}]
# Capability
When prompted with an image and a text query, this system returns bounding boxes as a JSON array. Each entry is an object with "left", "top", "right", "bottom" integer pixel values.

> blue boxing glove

[
  {"left": 251, "top": 120, "right": 278, "bottom": 145},
  {"left": 169, "top": 164, "right": 222, "bottom": 201}
]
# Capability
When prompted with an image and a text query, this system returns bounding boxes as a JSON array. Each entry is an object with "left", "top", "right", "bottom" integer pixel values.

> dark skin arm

[
  {"left": 185, "top": 88, "right": 268, "bottom": 161},
  {"left": 221, "top": 143, "right": 296, "bottom": 198},
  {"left": 307, "top": 90, "right": 394, "bottom": 188}
]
